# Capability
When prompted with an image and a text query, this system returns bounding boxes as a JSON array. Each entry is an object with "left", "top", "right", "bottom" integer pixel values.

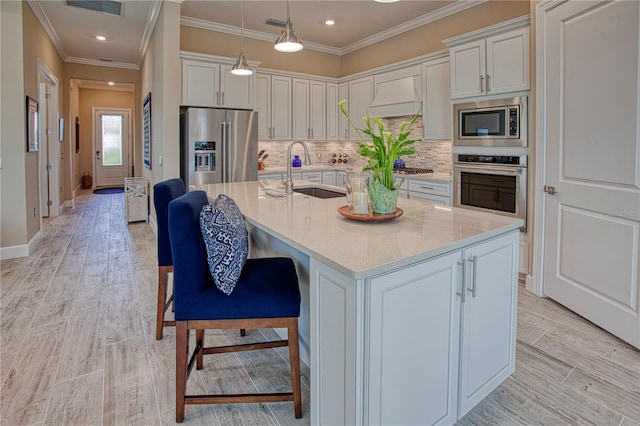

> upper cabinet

[
  {"left": 422, "top": 56, "right": 452, "bottom": 140},
  {"left": 326, "top": 83, "right": 340, "bottom": 141},
  {"left": 255, "top": 74, "right": 292, "bottom": 141},
  {"left": 181, "top": 57, "right": 255, "bottom": 109},
  {"left": 338, "top": 83, "right": 349, "bottom": 140},
  {"left": 293, "top": 79, "right": 326, "bottom": 141},
  {"left": 347, "top": 76, "right": 374, "bottom": 141},
  {"left": 444, "top": 17, "right": 530, "bottom": 100}
]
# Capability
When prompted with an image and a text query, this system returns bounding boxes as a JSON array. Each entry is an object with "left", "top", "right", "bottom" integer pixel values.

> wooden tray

[{"left": 338, "top": 205, "right": 403, "bottom": 222}]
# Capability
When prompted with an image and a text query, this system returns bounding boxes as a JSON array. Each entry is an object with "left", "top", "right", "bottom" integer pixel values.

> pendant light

[
  {"left": 231, "top": 0, "right": 253, "bottom": 76},
  {"left": 274, "top": 0, "right": 303, "bottom": 52}
]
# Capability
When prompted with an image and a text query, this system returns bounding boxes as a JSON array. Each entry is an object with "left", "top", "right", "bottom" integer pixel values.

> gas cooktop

[{"left": 393, "top": 167, "right": 434, "bottom": 175}]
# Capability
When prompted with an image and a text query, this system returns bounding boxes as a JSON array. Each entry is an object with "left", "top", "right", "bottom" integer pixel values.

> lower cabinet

[
  {"left": 407, "top": 179, "right": 451, "bottom": 205},
  {"left": 322, "top": 171, "right": 337, "bottom": 185},
  {"left": 312, "top": 231, "right": 518, "bottom": 425},
  {"left": 366, "top": 231, "right": 518, "bottom": 424}
]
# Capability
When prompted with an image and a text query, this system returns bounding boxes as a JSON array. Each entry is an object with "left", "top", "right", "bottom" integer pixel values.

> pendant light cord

[{"left": 241, "top": 0, "right": 245, "bottom": 52}]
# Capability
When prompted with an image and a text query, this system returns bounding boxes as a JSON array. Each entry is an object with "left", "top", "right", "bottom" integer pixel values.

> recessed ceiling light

[
  {"left": 96, "top": 35, "right": 107, "bottom": 41},
  {"left": 108, "top": 81, "right": 115, "bottom": 86},
  {"left": 325, "top": 20, "right": 335, "bottom": 26}
]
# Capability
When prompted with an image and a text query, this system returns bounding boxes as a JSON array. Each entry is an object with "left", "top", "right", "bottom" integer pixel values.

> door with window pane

[{"left": 95, "top": 109, "right": 130, "bottom": 187}]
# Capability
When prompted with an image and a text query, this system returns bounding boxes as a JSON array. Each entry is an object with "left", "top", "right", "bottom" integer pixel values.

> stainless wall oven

[
  {"left": 454, "top": 96, "right": 527, "bottom": 147},
  {"left": 453, "top": 154, "right": 527, "bottom": 232}
]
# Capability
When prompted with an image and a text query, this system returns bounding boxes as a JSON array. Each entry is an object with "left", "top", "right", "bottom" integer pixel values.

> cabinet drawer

[
  {"left": 302, "top": 171, "right": 322, "bottom": 182},
  {"left": 408, "top": 180, "right": 451, "bottom": 196},
  {"left": 408, "top": 192, "right": 449, "bottom": 205}
]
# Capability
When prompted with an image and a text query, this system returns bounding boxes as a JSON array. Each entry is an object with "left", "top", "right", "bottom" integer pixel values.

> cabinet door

[
  {"left": 423, "top": 58, "right": 452, "bottom": 140},
  {"left": 486, "top": 27, "right": 530, "bottom": 95},
  {"left": 348, "top": 76, "right": 374, "bottom": 140},
  {"left": 338, "top": 83, "right": 349, "bottom": 140},
  {"left": 182, "top": 60, "right": 219, "bottom": 107},
  {"left": 368, "top": 251, "right": 462, "bottom": 426},
  {"left": 450, "top": 40, "right": 485, "bottom": 99},
  {"left": 292, "top": 78, "right": 310, "bottom": 140},
  {"left": 458, "top": 231, "right": 518, "bottom": 417},
  {"left": 220, "top": 64, "right": 254, "bottom": 110},
  {"left": 271, "top": 76, "right": 292, "bottom": 140},
  {"left": 322, "top": 170, "right": 336, "bottom": 185},
  {"left": 254, "top": 74, "right": 272, "bottom": 140},
  {"left": 326, "top": 83, "right": 339, "bottom": 141},
  {"left": 309, "top": 80, "right": 326, "bottom": 140}
]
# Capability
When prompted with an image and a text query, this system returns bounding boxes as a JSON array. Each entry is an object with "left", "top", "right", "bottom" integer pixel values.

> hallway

[{"left": 1, "top": 189, "right": 638, "bottom": 425}]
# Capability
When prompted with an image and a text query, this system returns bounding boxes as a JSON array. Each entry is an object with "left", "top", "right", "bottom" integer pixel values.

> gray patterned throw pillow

[{"left": 199, "top": 194, "right": 248, "bottom": 295}]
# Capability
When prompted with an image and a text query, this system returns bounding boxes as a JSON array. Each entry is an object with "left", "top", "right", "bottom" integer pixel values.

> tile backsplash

[{"left": 258, "top": 115, "right": 452, "bottom": 175}]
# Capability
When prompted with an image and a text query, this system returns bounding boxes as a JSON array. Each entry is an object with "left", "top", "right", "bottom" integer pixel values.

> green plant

[{"left": 339, "top": 100, "right": 419, "bottom": 190}]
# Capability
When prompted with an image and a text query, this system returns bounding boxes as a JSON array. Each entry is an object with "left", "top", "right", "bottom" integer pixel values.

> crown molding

[
  {"left": 180, "top": 16, "right": 341, "bottom": 55},
  {"left": 137, "top": 0, "right": 163, "bottom": 68},
  {"left": 442, "top": 15, "right": 530, "bottom": 47},
  {"left": 180, "top": 51, "right": 261, "bottom": 68},
  {"left": 65, "top": 57, "right": 140, "bottom": 70},
  {"left": 341, "top": 0, "right": 488, "bottom": 54},
  {"left": 27, "top": 0, "right": 67, "bottom": 60}
]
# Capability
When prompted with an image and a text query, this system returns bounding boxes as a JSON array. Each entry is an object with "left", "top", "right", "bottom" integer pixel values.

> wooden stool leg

[
  {"left": 287, "top": 318, "right": 303, "bottom": 418},
  {"left": 156, "top": 266, "right": 169, "bottom": 340},
  {"left": 196, "top": 329, "right": 205, "bottom": 370},
  {"left": 240, "top": 329, "right": 246, "bottom": 336},
  {"left": 176, "top": 322, "right": 188, "bottom": 422}
]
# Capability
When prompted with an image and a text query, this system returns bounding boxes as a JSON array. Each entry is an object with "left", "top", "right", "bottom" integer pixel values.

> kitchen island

[{"left": 196, "top": 180, "right": 523, "bottom": 426}]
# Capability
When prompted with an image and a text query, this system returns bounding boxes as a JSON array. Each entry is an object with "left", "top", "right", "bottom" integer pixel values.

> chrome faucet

[{"left": 284, "top": 140, "right": 311, "bottom": 194}]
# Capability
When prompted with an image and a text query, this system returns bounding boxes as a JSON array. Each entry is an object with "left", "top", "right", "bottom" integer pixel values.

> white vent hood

[{"left": 368, "top": 76, "right": 422, "bottom": 118}]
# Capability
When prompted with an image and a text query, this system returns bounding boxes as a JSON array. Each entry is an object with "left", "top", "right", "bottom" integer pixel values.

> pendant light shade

[
  {"left": 231, "top": 0, "right": 253, "bottom": 76},
  {"left": 274, "top": 0, "right": 303, "bottom": 52}
]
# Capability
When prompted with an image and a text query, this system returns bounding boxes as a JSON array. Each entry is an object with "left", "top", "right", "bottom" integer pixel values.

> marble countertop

[{"left": 195, "top": 180, "right": 521, "bottom": 279}]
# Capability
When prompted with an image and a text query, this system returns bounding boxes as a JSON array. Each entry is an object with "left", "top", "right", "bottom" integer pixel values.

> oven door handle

[{"left": 453, "top": 164, "right": 523, "bottom": 176}]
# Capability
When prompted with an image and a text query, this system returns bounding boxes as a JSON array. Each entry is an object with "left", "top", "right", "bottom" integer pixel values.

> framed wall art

[
  {"left": 26, "top": 96, "right": 39, "bottom": 152},
  {"left": 143, "top": 92, "right": 152, "bottom": 169}
]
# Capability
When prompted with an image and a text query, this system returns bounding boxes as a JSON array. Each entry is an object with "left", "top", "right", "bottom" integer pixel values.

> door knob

[{"left": 543, "top": 185, "right": 557, "bottom": 195}]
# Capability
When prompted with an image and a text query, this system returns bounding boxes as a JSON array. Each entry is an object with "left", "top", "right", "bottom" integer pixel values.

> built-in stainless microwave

[{"left": 454, "top": 96, "right": 527, "bottom": 147}]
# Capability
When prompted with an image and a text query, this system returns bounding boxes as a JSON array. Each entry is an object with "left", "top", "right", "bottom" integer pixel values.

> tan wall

[
  {"left": 77, "top": 89, "right": 135, "bottom": 184},
  {"left": 22, "top": 2, "right": 64, "bottom": 243},
  {"left": 180, "top": 26, "right": 342, "bottom": 78},
  {"left": 342, "top": 0, "right": 530, "bottom": 75},
  {"left": 1, "top": 1, "right": 27, "bottom": 249}
]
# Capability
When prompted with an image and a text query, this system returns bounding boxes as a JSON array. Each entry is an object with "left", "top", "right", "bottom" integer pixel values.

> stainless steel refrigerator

[{"left": 180, "top": 107, "right": 258, "bottom": 187}]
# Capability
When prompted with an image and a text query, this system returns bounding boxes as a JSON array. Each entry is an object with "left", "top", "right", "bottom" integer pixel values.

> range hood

[{"left": 368, "top": 76, "right": 422, "bottom": 118}]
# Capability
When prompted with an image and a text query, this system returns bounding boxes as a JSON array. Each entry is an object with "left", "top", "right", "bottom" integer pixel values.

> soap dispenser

[{"left": 292, "top": 155, "right": 302, "bottom": 168}]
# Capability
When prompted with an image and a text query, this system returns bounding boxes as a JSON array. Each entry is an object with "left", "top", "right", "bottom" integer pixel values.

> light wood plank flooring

[{"left": 1, "top": 189, "right": 638, "bottom": 425}]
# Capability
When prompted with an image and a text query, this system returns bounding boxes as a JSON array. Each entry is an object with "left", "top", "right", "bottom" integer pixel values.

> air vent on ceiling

[
  {"left": 265, "top": 18, "right": 287, "bottom": 28},
  {"left": 66, "top": 0, "right": 122, "bottom": 16}
]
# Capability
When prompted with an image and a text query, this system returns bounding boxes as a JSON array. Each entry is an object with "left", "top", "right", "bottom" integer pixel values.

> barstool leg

[
  {"left": 176, "top": 322, "right": 188, "bottom": 422},
  {"left": 287, "top": 318, "right": 303, "bottom": 418},
  {"left": 156, "top": 266, "right": 169, "bottom": 340}
]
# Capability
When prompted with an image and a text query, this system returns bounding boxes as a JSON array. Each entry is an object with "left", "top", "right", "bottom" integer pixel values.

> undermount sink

[{"left": 293, "top": 187, "right": 345, "bottom": 199}]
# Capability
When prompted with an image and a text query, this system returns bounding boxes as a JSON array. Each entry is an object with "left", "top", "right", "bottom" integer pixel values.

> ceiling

[{"left": 28, "top": 0, "right": 482, "bottom": 71}]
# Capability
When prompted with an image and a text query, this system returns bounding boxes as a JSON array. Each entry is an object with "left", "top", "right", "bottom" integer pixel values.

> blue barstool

[
  {"left": 168, "top": 191, "right": 302, "bottom": 422},
  {"left": 152, "top": 178, "right": 185, "bottom": 340}
]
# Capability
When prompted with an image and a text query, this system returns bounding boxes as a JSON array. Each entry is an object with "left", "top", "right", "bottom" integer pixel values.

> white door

[
  {"left": 38, "top": 83, "right": 50, "bottom": 217},
  {"left": 539, "top": 0, "right": 640, "bottom": 348},
  {"left": 94, "top": 108, "right": 130, "bottom": 187}
]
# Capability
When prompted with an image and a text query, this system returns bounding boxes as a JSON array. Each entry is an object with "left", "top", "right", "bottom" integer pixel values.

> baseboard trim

[{"left": 1, "top": 230, "right": 42, "bottom": 260}]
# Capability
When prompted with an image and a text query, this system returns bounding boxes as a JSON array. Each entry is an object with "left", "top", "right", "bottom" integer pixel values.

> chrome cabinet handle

[
  {"left": 216, "top": 91, "right": 219, "bottom": 105},
  {"left": 457, "top": 259, "right": 466, "bottom": 303},
  {"left": 467, "top": 256, "right": 477, "bottom": 298},
  {"left": 311, "top": 128, "right": 314, "bottom": 139},
  {"left": 486, "top": 74, "right": 490, "bottom": 92},
  {"left": 221, "top": 92, "right": 225, "bottom": 105},
  {"left": 480, "top": 75, "right": 484, "bottom": 92}
]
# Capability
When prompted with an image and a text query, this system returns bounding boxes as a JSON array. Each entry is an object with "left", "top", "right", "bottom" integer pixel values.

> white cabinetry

[
  {"left": 347, "top": 76, "right": 374, "bottom": 140},
  {"left": 336, "top": 170, "right": 347, "bottom": 187},
  {"left": 422, "top": 56, "right": 452, "bottom": 140},
  {"left": 366, "top": 231, "right": 518, "bottom": 423},
  {"left": 313, "top": 231, "right": 519, "bottom": 424},
  {"left": 302, "top": 171, "right": 322, "bottom": 183},
  {"left": 181, "top": 59, "right": 254, "bottom": 109},
  {"left": 326, "top": 83, "right": 340, "bottom": 141},
  {"left": 408, "top": 179, "right": 451, "bottom": 205},
  {"left": 255, "top": 74, "right": 292, "bottom": 140},
  {"left": 322, "top": 170, "right": 337, "bottom": 186},
  {"left": 338, "top": 83, "right": 349, "bottom": 140},
  {"left": 293, "top": 79, "right": 326, "bottom": 141},
  {"left": 446, "top": 24, "right": 530, "bottom": 100}
]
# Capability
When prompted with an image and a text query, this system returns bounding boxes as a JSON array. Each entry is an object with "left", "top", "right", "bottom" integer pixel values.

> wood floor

[{"left": 1, "top": 189, "right": 638, "bottom": 425}]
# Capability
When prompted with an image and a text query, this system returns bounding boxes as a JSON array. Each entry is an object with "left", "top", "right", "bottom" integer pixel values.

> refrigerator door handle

[{"left": 221, "top": 121, "right": 228, "bottom": 182}]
